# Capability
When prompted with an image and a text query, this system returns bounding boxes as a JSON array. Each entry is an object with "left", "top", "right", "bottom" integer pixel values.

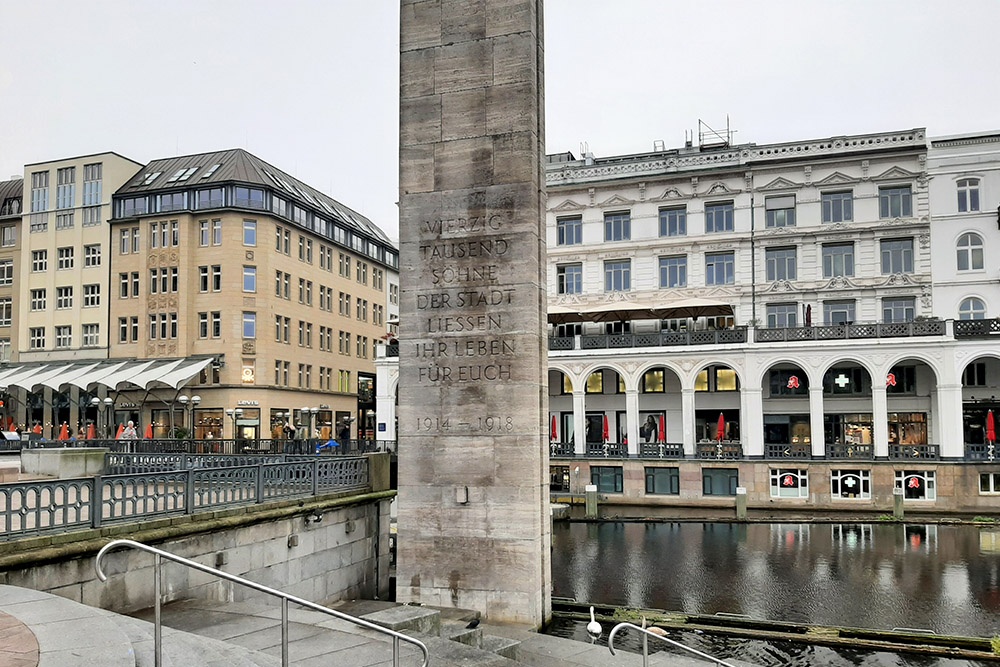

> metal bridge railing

[
  {"left": 608, "top": 621, "right": 736, "bottom": 667},
  {"left": 96, "top": 539, "right": 429, "bottom": 667}
]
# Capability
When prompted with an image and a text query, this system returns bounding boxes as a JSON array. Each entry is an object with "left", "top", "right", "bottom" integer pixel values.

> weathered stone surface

[{"left": 398, "top": 0, "right": 550, "bottom": 627}]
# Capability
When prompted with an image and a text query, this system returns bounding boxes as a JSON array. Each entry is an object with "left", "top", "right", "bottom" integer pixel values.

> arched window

[
  {"left": 957, "top": 232, "right": 984, "bottom": 271},
  {"left": 957, "top": 178, "right": 980, "bottom": 212},
  {"left": 959, "top": 297, "right": 986, "bottom": 320}
]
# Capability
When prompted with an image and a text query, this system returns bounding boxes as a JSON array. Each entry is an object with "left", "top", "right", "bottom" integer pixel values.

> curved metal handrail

[
  {"left": 96, "top": 539, "right": 429, "bottom": 667},
  {"left": 608, "top": 621, "right": 736, "bottom": 667}
]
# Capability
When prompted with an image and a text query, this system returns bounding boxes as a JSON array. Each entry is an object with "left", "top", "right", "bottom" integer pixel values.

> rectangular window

[
  {"left": 199, "top": 312, "right": 209, "bottom": 339},
  {"left": 958, "top": 179, "right": 981, "bottom": 213},
  {"left": 765, "top": 195, "right": 795, "bottom": 228},
  {"left": 243, "top": 220, "right": 257, "bottom": 246},
  {"left": 705, "top": 252, "right": 734, "bottom": 285},
  {"left": 32, "top": 250, "right": 47, "bottom": 272},
  {"left": 57, "top": 246, "right": 74, "bottom": 270},
  {"left": 980, "top": 473, "right": 1000, "bottom": 494},
  {"left": 765, "top": 247, "right": 796, "bottom": 281},
  {"left": 0, "top": 261, "right": 10, "bottom": 286},
  {"left": 702, "top": 468, "right": 738, "bottom": 496},
  {"left": 119, "top": 196, "right": 147, "bottom": 217},
  {"left": 30, "top": 289, "right": 46, "bottom": 311},
  {"left": 30, "top": 171, "right": 49, "bottom": 212},
  {"left": 196, "top": 188, "right": 224, "bottom": 209},
  {"left": 131, "top": 317, "right": 138, "bottom": 342},
  {"left": 82, "top": 163, "right": 102, "bottom": 206},
  {"left": 55, "top": 212, "right": 74, "bottom": 229},
  {"left": 831, "top": 469, "right": 872, "bottom": 499},
  {"left": 556, "top": 216, "right": 582, "bottom": 246},
  {"left": 881, "top": 238, "right": 914, "bottom": 274},
  {"left": 0, "top": 338, "right": 8, "bottom": 362},
  {"left": 882, "top": 297, "right": 915, "bottom": 323},
  {"left": 29, "top": 213, "right": 48, "bottom": 233},
  {"left": 82, "top": 206, "right": 101, "bottom": 226},
  {"left": 822, "top": 243, "right": 854, "bottom": 278},
  {"left": 119, "top": 273, "right": 129, "bottom": 298},
  {"left": 199, "top": 220, "right": 209, "bottom": 246},
  {"left": 156, "top": 193, "right": 185, "bottom": 213},
  {"left": 212, "top": 266, "right": 221, "bottom": 291},
  {"left": 132, "top": 227, "right": 140, "bottom": 253},
  {"left": 212, "top": 312, "right": 221, "bottom": 338},
  {"left": 56, "top": 167, "right": 75, "bottom": 209},
  {"left": 84, "top": 244, "right": 101, "bottom": 267},
  {"left": 234, "top": 187, "right": 265, "bottom": 209},
  {"left": 964, "top": 362, "right": 987, "bottom": 387},
  {"left": 822, "top": 191, "right": 853, "bottom": 223},
  {"left": 29, "top": 327, "right": 45, "bottom": 349},
  {"left": 119, "top": 317, "right": 128, "bottom": 343},
  {"left": 0, "top": 297, "right": 10, "bottom": 326},
  {"left": 659, "top": 207, "right": 686, "bottom": 237},
  {"left": 1, "top": 226, "right": 15, "bottom": 247},
  {"left": 705, "top": 202, "right": 734, "bottom": 233},
  {"left": 659, "top": 255, "right": 687, "bottom": 288},
  {"left": 895, "top": 470, "right": 936, "bottom": 501},
  {"left": 83, "top": 284, "right": 100, "bottom": 307},
  {"left": 212, "top": 219, "right": 222, "bottom": 245},
  {"left": 55, "top": 325, "right": 72, "bottom": 348},
  {"left": 199, "top": 266, "right": 209, "bottom": 292},
  {"left": 604, "top": 260, "right": 631, "bottom": 291},
  {"left": 132, "top": 272, "right": 139, "bottom": 297},
  {"left": 766, "top": 303, "right": 797, "bottom": 328},
  {"left": 591, "top": 466, "right": 624, "bottom": 493},
  {"left": 604, "top": 212, "right": 631, "bottom": 242},
  {"left": 242, "top": 312, "right": 256, "bottom": 338},
  {"left": 769, "top": 469, "right": 809, "bottom": 498},
  {"left": 243, "top": 265, "right": 257, "bottom": 292},
  {"left": 879, "top": 186, "right": 913, "bottom": 218},
  {"left": 823, "top": 300, "right": 856, "bottom": 325},
  {"left": 82, "top": 324, "right": 99, "bottom": 347},
  {"left": 645, "top": 467, "right": 680, "bottom": 495},
  {"left": 557, "top": 264, "right": 583, "bottom": 294}
]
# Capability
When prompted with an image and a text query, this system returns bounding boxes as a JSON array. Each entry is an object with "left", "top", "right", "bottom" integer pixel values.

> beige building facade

[{"left": 0, "top": 178, "right": 22, "bottom": 366}]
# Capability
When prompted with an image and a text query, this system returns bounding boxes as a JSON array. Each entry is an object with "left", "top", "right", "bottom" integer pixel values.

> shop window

[
  {"left": 702, "top": 468, "right": 738, "bottom": 496},
  {"left": 769, "top": 369, "right": 808, "bottom": 397},
  {"left": 641, "top": 369, "right": 664, "bottom": 393},
  {"left": 193, "top": 408, "right": 223, "bottom": 439},
  {"left": 591, "top": 466, "right": 623, "bottom": 493},
  {"left": 823, "top": 367, "right": 871, "bottom": 395},
  {"left": 824, "top": 414, "right": 874, "bottom": 447},
  {"left": 645, "top": 467, "right": 679, "bottom": 495},
  {"left": 831, "top": 469, "right": 871, "bottom": 500},
  {"left": 763, "top": 415, "right": 810, "bottom": 445},
  {"left": 895, "top": 470, "right": 936, "bottom": 501},
  {"left": 980, "top": 473, "right": 1000, "bottom": 495},
  {"left": 886, "top": 366, "right": 916, "bottom": 394},
  {"left": 585, "top": 371, "right": 604, "bottom": 394},
  {"left": 887, "top": 413, "right": 927, "bottom": 447},
  {"left": 770, "top": 469, "right": 809, "bottom": 498},
  {"left": 550, "top": 466, "right": 571, "bottom": 492},
  {"left": 695, "top": 366, "right": 739, "bottom": 392}
]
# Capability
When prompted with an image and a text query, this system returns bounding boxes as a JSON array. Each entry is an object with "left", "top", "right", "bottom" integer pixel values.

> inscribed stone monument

[{"left": 396, "top": 0, "right": 551, "bottom": 626}]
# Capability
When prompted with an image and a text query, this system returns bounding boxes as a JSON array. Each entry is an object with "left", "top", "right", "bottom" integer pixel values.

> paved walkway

[{"left": 0, "top": 609, "right": 39, "bottom": 667}]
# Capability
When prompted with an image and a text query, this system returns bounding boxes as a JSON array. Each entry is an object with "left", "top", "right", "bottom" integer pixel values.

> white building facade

[{"left": 379, "top": 127, "right": 1000, "bottom": 511}]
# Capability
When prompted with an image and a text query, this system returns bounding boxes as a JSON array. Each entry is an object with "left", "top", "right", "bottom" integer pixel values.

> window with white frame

[
  {"left": 980, "top": 472, "right": 1000, "bottom": 494},
  {"left": 881, "top": 238, "right": 913, "bottom": 274},
  {"left": 56, "top": 286, "right": 73, "bottom": 309},
  {"left": 0, "top": 260, "right": 12, "bottom": 286},
  {"left": 82, "top": 163, "right": 102, "bottom": 206},
  {"left": 199, "top": 220, "right": 209, "bottom": 246},
  {"left": 882, "top": 297, "right": 915, "bottom": 323},
  {"left": 895, "top": 470, "right": 936, "bottom": 500},
  {"left": 243, "top": 312, "right": 256, "bottom": 338},
  {"left": 705, "top": 202, "right": 734, "bottom": 233},
  {"left": 212, "top": 219, "right": 222, "bottom": 245},
  {"left": 131, "top": 226, "right": 140, "bottom": 253},
  {"left": 959, "top": 297, "right": 986, "bottom": 320},
  {"left": 821, "top": 191, "right": 853, "bottom": 223},
  {"left": 31, "top": 250, "right": 47, "bottom": 272},
  {"left": 831, "top": 469, "right": 871, "bottom": 499},
  {"left": 84, "top": 244, "right": 101, "bottom": 267},
  {"left": 211, "top": 312, "right": 221, "bottom": 338},
  {"left": 823, "top": 299, "right": 855, "bottom": 325},
  {"left": 0, "top": 297, "right": 10, "bottom": 326},
  {"left": 1, "top": 226, "right": 15, "bottom": 247},
  {"left": 55, "top": 325, "right": 72, "bottom": 348},
  {"left": 770, "top": 469, "right": 809, "bottom": 498},
  {"left": 0, "top": 338, "right": 8, "bottom": 361},
  {"left": 83, "top": 284, "right": 100, "bottom": 307},
  {"left": 30, "top": 289, "right": 46, "bottom": 311},
  {"left": 659, "top": 207, "right": 686, "bottom": 237},
  {"left": 766, "top": 303, "right": 797, "bottom": 328},
  {"left": 822, "top": 243, "right": 854, "bottom": 278},
  {"left": 30, "top": 171, "right": 49, "bottom": 212},
  {"left": 212, "top": 265, "right": 221, "bottom": 291},
  {"left": 56, "top": 167, "right": 75, "bottom": 209},
  {"left": 604, "top": 259, "right": 631, "bottom": 291},
  {"left": 957, "top": 233, "right": 984, "bottom": 271},
  {"left": 199, "top": 312, "right": 209, "bottom": 339},
  {"left": 879, "top": 186, "right": 912, "bottom": 218},
  {"left": 82, "top": 324, "right": 99, "bottom": 347},
  {"left": 555, "top": 216, "right": 581, "bottom": 246},
  {"left": 82, "top": 206, "right": 101, "bottom": 226},
  {"left": 659, "top": 255, "right": 687, "bottom": 288},
  {"left": 57, "top": 246, "right": 74, "bottom": 270},
  {"left": 765, "top": 195, "right": 796, "bottom": 228},
  {"left": 706, "top": 252, "right": 734, "bottom": 285},
  {"left": 243, "top": 220, "right": 257, "bottom": 246},
  {"left": 55, "top": 212, "right": 74, "bottom": 229},
  {"left": 120, "top": 228, "right": 131, "bottom": 254},
  {"left": 604, "top": 212, "right": 631, "bottom": 241},
  {"left": 765, "top": 247, "right": 796, "bottom": 281},
  {"left": 557, "top": 264, "right": 582, "bottom": 294},
  {"left": 243, "top": 265, "right": 257, "bottom": 292},
  {"left": 119, "top": 317, "right": 129, "bottom": 343},
  {"left": 29, "top": 327, "right": 45, "bottom": 349},
  {"left": 957, "top": 178, "right": 980, "bottom": 212}
]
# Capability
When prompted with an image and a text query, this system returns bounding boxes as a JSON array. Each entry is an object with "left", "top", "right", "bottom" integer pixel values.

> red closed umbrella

[
  {"left": 602, "top": 415, "right": 609, "bottom": 443},
  {"left": 58, "top": 423, "right": 69, "bottom": 440},
  {"left": 550, "top": 414, "right": 557, "bottom": 442},
  {"left": 32, "top": 424, "right": 42, "bottom": 434},
  {"left": 988, "top": 410, "right": 996, "bottom": 443},
  {"left": 716, "top": 413, "right": 726, "bottom": 442},
  {"left": 115, "top": 424, "right": 124, "bottom": 440},
  {"left": 144, "top": 423, "right": 153, "bottom": 439},
  {"left": 658, "top": 414, "right": 666, "bottom": 443},
  {"left": 86, "top": 423, "right": 95, "bottom": 440}
]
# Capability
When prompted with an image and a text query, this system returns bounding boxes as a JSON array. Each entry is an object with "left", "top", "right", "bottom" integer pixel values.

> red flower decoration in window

[
  {"left": 907, "top": 477, "right": 920, "bottom": 489},
  {"left": 886, "top": 373, "right": 897, "bottom": 387},
  {"left": 782, "top": 475, "right": 794, "bottom": 487},
  {"left": 786, "top": 376, "right": 800, "bottom": 389}
]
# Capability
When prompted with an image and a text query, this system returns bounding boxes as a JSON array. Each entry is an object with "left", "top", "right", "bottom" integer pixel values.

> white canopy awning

[
  {"left": 21, "top": 365, "right": 81, "bottom": 392},
  {"left": 43, "top": 363, "right": 101, "bottom": 391},
  {"left": 66, "top": 361, "right": 129, "bottom": 391},
  {"left": 0, "top": 365, "right": 50, "bottom": 390},
  {"left": 153, "top": 358, "right": 213, "bottom": 389},
  {"left": 0, "top": 358, "right": 213, "bottom": 393},
  {"left": 121, "top": 359, "right": 187, "bottom": 390}
]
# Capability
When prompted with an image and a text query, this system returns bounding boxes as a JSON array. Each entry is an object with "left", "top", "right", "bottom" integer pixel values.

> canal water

[{"left": 549, "top": 521, "right": 1000, "bottom": 666}]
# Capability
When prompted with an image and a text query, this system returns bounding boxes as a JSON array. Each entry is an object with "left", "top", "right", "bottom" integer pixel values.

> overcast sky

[{"left": 1, "top": 0, "right": 998, "bottom": 241}]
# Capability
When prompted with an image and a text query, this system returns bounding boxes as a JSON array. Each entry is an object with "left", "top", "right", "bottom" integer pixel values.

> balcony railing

[
  {"left": 889, "top": 444, "right": 940, "bottom": 460},
  {"left": 20, "top": 438, "right": 392, "bottom": 456},
  {"left": 385, "top": 341, "right": 399, "bottom": 357},
  {"left": 826, "top": 443, "right": 874, "bottom": 459},
  {"left": 755, "top": 320, "right": 946, "bottom": 343},
  {"left": 549, "top": 441, "right": 574, "bottom": 457},
  {"left": 639, "top": 442, "right": 684, "bottom": 458},
  {"left": 954, "top": 318, "right": 1000, "bottom": 338},
  {"left": 553, "top": 327, "right": 748, "bottom": 351},
  {"left": 696, "top": 441, "right": 743, "bottom": 459},
  {"left": 586, "top": 442, "right": 627, "bottom": 457},
  {"left": 764, "top": 443, "right": 812, "bottom": 459},
  {"left": 966, "top": 443, "right": 998, "bottom": 461}
]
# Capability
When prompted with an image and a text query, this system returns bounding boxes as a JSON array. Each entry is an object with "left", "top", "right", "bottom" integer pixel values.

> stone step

[
  {"left": 360, "top": 604, "right": 442, "bottom": 636},
  {"left": 112, "top": 613, "right": 280, "bottom": 667},
  {"left": 418, "top": 635, "right": 520, "bottom": 666},
  {"left": 481, "top": 634, "right": 521, "bottom": 661},
  {"left": 442, "top": 619, "right": 483, "bottom": 647}
]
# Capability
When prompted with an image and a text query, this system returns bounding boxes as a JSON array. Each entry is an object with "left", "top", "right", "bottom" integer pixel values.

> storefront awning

[{"left": 0, "top": 357, "right": 215, "bottom": 393}]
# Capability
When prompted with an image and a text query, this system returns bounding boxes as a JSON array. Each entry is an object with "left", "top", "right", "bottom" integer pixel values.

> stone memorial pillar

[{"left": 396, "top": 0, "right": 550, "bottom": 626}]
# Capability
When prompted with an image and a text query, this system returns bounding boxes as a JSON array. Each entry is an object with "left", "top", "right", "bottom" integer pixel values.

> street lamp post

[
  {"left": 178, "top": 395, "right": 201, "bottom": 451},
  {"left": 92, "top": 397, "right": 114, "bottom": 439}
]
